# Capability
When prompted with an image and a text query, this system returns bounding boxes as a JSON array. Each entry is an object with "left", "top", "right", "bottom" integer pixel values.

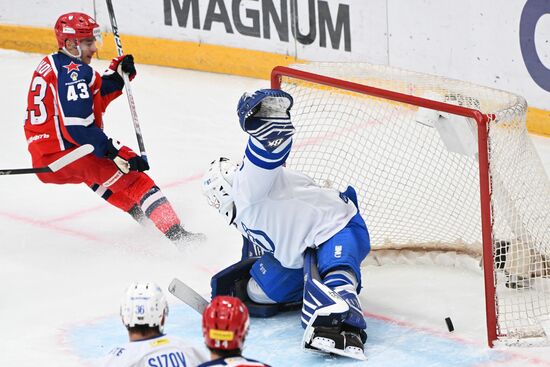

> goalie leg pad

[
  {"left": 302, "top": 249, "right": 349, "bottom": 329},
  {"left": 302, "top": 250, "right": 367, "bottom": 360},
  {"left": 301, "top": 276, "right": 350, "bottom": 329},
  {"left": 317, "top": 211, "right": 370, "bottom": 291},
  {"left": 323, "top": 270, "right": 366, "bottom": 330}
]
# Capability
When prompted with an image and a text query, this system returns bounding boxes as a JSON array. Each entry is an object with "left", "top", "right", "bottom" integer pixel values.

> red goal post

[{"left": 271, "top": 63, "right": 550, "bottom": 347}]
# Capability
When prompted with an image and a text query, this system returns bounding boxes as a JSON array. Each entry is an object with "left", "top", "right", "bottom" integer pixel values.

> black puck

[{"left": 445, "top": 317, "right": 454, "bottom": 332}]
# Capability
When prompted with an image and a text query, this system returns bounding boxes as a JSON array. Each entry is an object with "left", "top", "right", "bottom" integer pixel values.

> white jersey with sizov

[
  {"left": 100, "top": 334, "right": 209, "bottom": 367},
  {"left": 232, "top": 137, "right": 357, "bottom": 269}
]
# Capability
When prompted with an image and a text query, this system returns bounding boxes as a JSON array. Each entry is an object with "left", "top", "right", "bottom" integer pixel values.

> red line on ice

[
  {"left": 0, "top": 210, "right": 104, "bottom": 242},
  {"left": 46, "top": 172, "right": 204, "bottom": 223},
  {"left": 365, "top": 311, "right": 550, "bottom": 366}
]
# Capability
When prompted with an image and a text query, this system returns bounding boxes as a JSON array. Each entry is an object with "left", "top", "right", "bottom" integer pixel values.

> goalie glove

[
  {"left": 237, "top": 89, "right": 295, "bottom": 153},
  {"left": 106, "top": 138, "right": 149, "bottom": 174}
]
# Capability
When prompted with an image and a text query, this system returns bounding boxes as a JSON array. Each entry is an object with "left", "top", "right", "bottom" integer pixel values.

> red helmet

[
  {"left": 54, "top": 12, "right": 101, "bottom": 49},
  {"left": 202, "top": 296, "right": 249, "bottom": 350}
]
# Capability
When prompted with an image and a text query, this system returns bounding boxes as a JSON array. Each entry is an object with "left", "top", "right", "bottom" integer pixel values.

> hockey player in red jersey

[
  {"left": 199, "top": 296, "right": 271, "bottom": 367},
  {"left": 23, "top": 12, "right": 202, "bottom": 244}
]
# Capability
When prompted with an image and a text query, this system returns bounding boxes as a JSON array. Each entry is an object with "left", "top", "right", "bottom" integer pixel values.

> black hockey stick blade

[
  {"left": 0, "top": 144, "right": 93, "bottom": 176},
  {"left": 168, "top": 278, "right": 209, "bottom": 314}
]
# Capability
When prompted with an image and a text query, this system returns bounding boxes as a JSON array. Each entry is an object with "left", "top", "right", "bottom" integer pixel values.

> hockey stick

[
  {"left": 0, "top": 144, "right": 94, "bottom": 176},
  {"left": 105, "top": 0, "right": 148, "bottom": 162},
  {"left": 168, "top": 278, "right": 209, "bottom": 314}
]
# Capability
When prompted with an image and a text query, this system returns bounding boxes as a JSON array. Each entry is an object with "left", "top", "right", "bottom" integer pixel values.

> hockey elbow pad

[{"left": 237, "top": 89, "right": 295, "bottom": 152}]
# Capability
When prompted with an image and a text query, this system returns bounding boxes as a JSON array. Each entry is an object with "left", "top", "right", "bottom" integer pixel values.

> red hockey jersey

[{"left": 24, "top": 52, "right": 123, "bottom": 159}]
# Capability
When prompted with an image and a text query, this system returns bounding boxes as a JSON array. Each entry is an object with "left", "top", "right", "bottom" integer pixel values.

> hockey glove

[
  {"left": 106, "top": 138, "right": 149, "bottom": 174},
  {"left": 108, "top": 55, "right": 137, "bottom": 81},
  {"left": 237, "top": 89, "right": 295, "bottom": 153}
]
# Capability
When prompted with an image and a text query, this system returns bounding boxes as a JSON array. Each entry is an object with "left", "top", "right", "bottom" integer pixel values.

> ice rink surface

[{"left": 1, "top": 48, "right": 550, "bottom": 366}]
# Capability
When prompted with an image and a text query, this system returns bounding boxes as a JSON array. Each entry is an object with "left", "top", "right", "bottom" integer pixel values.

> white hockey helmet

[
  {"left": 120, "top": 282, "right": 168, "bottom": 333},
  {"left": 202, "top": 157, "right": 239, "bottom": 225}
]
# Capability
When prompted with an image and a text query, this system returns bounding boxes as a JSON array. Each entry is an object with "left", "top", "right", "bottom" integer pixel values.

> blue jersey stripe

[
  {"left": 247, "top": 137, "right": 291, "bottom": 160},
  {"left": 245, "top": 146, "right": 290, "bottom": 170}
]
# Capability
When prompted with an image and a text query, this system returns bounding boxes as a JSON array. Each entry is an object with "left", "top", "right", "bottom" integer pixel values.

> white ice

[{"left": 1, "top": 48, "right": 550, "bottom": 367}]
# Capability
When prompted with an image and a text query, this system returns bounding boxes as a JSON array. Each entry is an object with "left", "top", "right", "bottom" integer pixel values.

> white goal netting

[{"left": 275, "top": 62, "right": 550, "bottom": 345}]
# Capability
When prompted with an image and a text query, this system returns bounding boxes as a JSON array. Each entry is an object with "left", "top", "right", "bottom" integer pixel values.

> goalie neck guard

[{"left": 202, "top": 296, "right": 250, "bottom": 351}]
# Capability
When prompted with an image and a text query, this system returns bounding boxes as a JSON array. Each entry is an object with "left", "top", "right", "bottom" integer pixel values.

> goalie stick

[
  {"left": 105, "top": 0, "right": 148, "bottom": 162},
  {"left": 0, "top": 144, "right": 93, "bottom": 176},
  {"left": 168, "top": 278, "right": 209, "bottom": 314}
]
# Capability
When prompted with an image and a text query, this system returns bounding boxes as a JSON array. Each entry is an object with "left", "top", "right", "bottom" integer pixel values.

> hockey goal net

[{"left": 271, "top": 63, "right": 550, "bottom": 347}]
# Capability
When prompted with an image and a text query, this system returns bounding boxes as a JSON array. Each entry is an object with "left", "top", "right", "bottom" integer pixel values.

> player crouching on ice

[{"left": 201, "top": 89, "right": 370, "bottom": 360}]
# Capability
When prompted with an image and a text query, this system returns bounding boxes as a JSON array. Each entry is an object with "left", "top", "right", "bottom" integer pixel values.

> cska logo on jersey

[{"left": 63, "top": 61, "right": 81, "bottom": 73}]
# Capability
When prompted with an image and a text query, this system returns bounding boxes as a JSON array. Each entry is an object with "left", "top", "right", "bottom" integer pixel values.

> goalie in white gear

[
  {"left": 100, "top": 282, "right": 208, "bottom": 367},
  {"left": 202, "top": 89, "right": 371, "bottom": 360}
]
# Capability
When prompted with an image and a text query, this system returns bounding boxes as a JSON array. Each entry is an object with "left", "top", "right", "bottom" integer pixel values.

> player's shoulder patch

[{"left": 149, "top": 337, "right": 170, "bottom": 347}]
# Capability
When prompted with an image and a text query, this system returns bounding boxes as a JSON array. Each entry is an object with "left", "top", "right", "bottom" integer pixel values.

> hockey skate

[
  {"left": 303, "top": 301, "right": 367, "bottom": 361},
  {"left": 166, "top": 224, "right": 206, "bottom": 248},
  {"left": 306, "top": 325, "right": 366, "bottom": 361}
]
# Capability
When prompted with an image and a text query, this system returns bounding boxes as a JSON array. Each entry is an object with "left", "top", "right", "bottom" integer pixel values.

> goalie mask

[
  {"left": 120, "top": 282, "right": 168, "bottom": 333},
  {"left": 202, "top": 157, "right": 239, "bottom": 225}
]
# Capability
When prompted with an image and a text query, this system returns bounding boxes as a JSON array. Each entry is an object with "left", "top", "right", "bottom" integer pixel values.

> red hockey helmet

[
  {"left": 202, "top": 296, "right": 250, "bottom": 350},
  {"left": 54, "top": 12, "right": 101, "bottom": 49}
]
